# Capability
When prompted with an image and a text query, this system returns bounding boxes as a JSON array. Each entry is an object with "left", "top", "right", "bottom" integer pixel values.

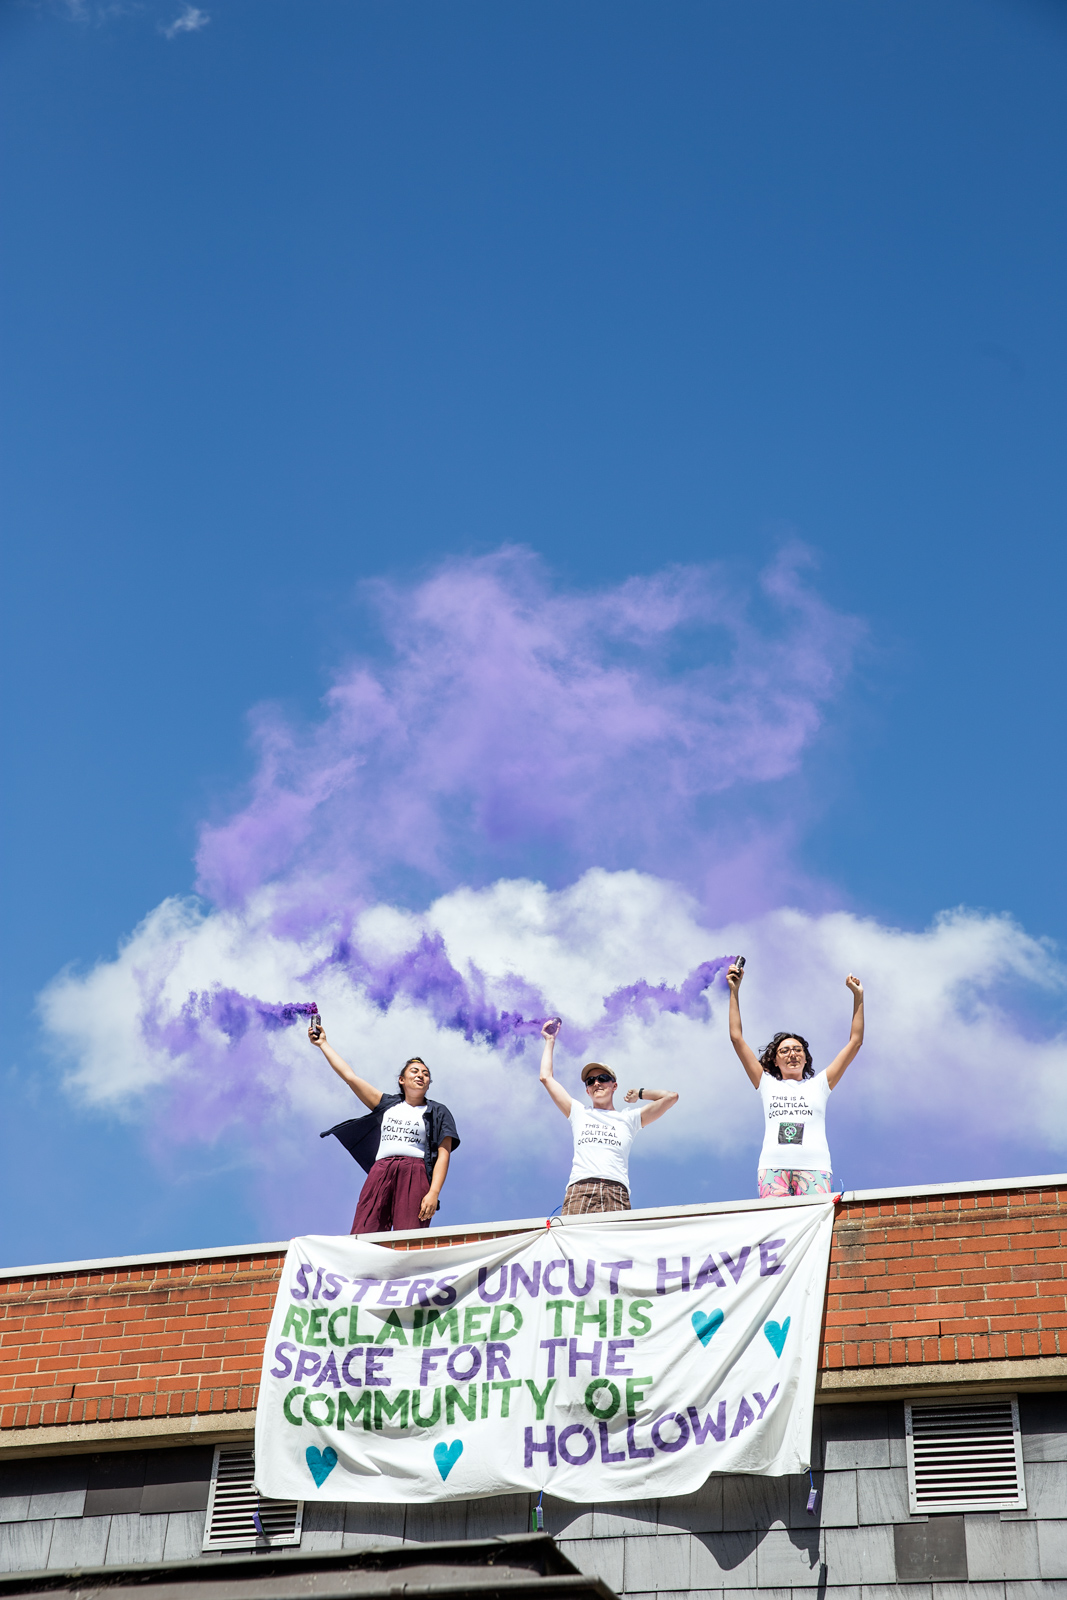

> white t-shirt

[
  {"left": 567, "top": 1102, "right": 644, "bottom": 1189},
  {"left": 757, "top": 1070, "right": 832, "bottom": 1173},
  {"left": 376, "top": 1100, "right": 429, "bottom": 1162}
]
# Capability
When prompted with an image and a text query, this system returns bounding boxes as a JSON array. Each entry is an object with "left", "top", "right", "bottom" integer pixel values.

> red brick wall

[
  {"left": 2, "top": 1184, "right": 1065, "bottom": 1437},
  {"left": 0, "top": 1253, "right": 282, "bottom": 1432},
  {"left": 823, "top": 1183, "right": 1067, "bottom": 1370}
]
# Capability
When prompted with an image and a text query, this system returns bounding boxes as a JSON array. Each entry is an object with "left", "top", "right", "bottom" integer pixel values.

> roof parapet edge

[{"left": 2, "top": 1172, "right": 1064, "bottom": 1282}]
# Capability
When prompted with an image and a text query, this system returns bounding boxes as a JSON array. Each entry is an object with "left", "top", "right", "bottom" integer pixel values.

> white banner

[{"left": 254, "top": 1200, "right": 835, "bottom": 1504}]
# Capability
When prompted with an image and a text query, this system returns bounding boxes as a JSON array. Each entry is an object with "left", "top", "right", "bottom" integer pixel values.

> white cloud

[
  {"left": 38, "top": 870, "right": 1067, "bottom": 1196},
  {"left": 161, "top": 5, "right": 208, "bottom": 38}
]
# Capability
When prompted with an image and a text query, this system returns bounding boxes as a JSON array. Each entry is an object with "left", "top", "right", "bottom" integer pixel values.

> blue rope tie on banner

[{"left": 806, "top": 1468, "right": 819, "bottom": 1515}]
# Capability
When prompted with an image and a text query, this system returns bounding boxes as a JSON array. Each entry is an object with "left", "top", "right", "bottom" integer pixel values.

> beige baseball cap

[{"left": 581, "top": 1061, "right": 616, "bottom": 1084}]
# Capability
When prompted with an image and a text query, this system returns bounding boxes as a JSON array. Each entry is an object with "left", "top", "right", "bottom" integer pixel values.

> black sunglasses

[{"left": 585, "top": 1074, "right": 616, "bottom": 1086}]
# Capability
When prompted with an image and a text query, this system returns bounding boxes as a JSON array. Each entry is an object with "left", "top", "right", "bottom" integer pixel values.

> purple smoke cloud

[
  {"left": 195, "top": 548, "right": 861, "bottom": 923},
  {"left": 154, "top": 948, "right": 736, "bottom": 1078}
]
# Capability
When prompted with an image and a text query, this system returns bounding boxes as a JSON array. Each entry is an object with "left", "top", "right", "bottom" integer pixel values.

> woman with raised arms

[
  {"left": 726, "top": 961, "right": 864, "bottom": 1198},
  {"left": 539, "top": 1018, "right": 678, "bottom": 1215},
  {"left": 310, "top": 1017, "right": 459, "bottom": 1234}
]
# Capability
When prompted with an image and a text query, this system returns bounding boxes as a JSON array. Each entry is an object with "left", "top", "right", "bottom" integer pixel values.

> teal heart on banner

[
  {"left": 764, "top": 1317, "right": 791, "bottom": 1357},
  {"left": 691, "top": 1308, "right": 724, "bottom": 1347},
  {"left": 305, "top": 1445, "right": 338, "bottom": 1487},
  {"left": 434, "top": 1439, "right": 464, "bottom": 1481}
]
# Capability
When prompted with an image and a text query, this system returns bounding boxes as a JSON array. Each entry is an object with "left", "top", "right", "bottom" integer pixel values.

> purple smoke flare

[
  {"left": 155, "top": 948, "right": 734, "bottom": 1075},
  {"left": 599, "top": 958, "right": 734, "bottom": 1026}
]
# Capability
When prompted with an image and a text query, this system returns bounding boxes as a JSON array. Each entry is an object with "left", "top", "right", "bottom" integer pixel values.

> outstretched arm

[
  {"left": 419, "top": 1137, "right": 453, "bottom": 1223},
  {"left": 727, "top": 963, "right": 762, "bottom": 1089},
  {"left": 624, "top": 1086, "right": 679, "bottom": 1127},
  {"left": 825, "top": 975, "right": 864, "bottom": 1089},
  {"left": 539, "top": 1022, "right": 572, "bottom": 1118},
  {"left": 308, "top": 1022, "right": 383, "bottom": 1110}
]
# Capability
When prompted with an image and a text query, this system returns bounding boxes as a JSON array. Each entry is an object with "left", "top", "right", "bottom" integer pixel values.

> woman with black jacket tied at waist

[{"left": 311, "top": 1017, "right": 460, "bottom": 1234}]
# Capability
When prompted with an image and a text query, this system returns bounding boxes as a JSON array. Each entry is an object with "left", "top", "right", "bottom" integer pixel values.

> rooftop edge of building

[{"left": 2, "top": 1171, "right": 1065, "bottom": 1282}]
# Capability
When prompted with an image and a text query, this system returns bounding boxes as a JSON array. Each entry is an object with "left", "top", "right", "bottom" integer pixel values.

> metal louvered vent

[
  {"left": 905, "top": 1397, "right": 1026, "bottom": 1514},
  {"left": 202, "top": 1446, "right": 303, "bottom": 1551}
]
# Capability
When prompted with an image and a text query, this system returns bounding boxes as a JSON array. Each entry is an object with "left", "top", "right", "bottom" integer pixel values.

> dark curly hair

[{"left": 759, "top": 1032, "right": 814, "bottom": 1080}]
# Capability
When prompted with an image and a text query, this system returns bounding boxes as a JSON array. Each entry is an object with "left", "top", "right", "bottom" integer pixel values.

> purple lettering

[
  {"left": 754, "top": 1385, "right": 779, "bottom": 1419},
  {"left": 626, "top": 1421, "right": 654, "bottom": 1459},
  {"left": 598, "top": 1421, "right": 625, "bottom": 1463},
  {"left": 378, "top": 1279, "right": 408, "bottom": 1306},
  {"left": 759, "top": 1240, "right": 785, "bottom": 1276},
  {"left": 730, "top": 1397, "right": 756, "bottom": 1436},
  {"left": 365, "top": 1347, "right": 393, "bottom": 1387},
  {"left": 270, "top": 1341, "right": 296, "bottom": 1378},
  {"left": 721, "top": 1247, "right": 752, "bottom": 1285},
  {"left": 446, "top": 1345, "right": 483, "bottom": 1382},
  {"left": 406, "top": 1278, "right": 436, "bottom": 1306},
  {"left": 652, "top": 1412, "right": 690, "bottom": 1452},
  {"left": 568, "top": 1339, "right": 602, "bottom": 1378},
  {"left": 420, "top": 1347, "right": 448, "bottom": 1386},
  {"left": 693, "top": 1255, "right": 727, "bottom": 1292},
  {"left": 291, "top": 1264, "right": 311, "bottom": 1301},
  {"left": 510, "top": 1261, "right": 542, "bottom": 1298},
  {"left": 602, "top": 1260, "right": 633, "bottom": 1295},
  {"left": 340, "top": 1347, "right": 364, "bottom": 1386},
  {"left": 656, "top": 1257, "right": 691, "bottom": 1295},
  {"left": 486, "top": 1342, "right": 511, "bottom": 1380},
  {"left": 313, "top": 1351, "right": 341, "bottom": 1389},
  {"left": 605, "top": 1339, "right": 634, "bottom": 1376},
  {"left": 687, "top": 1401, "right": 726, "bottom": 1443},
  {"left": 539, "top": 1337, "right": 567, "bottom": 1377},
  {"left": 524, "top": 1426, "right": 557, "bottom": 1468},
  {"left": 558, "top": 1424, "right": 596, "bottom": 1466},
  {"left": 431, "top": 1276, "right": 458, "bottom": 1306},
  {"left": 293, "top": 1350, "right": 321, "bottom": 1383},
  {"left": 477, "top": 1265, "right": 508, "bottom": 1303},
  {"left": 542, "top": 1260, "right": 567, "bottom": 1295},
  {"left": 567, "top": 1259, "right": 596, "bottom": 1297}
]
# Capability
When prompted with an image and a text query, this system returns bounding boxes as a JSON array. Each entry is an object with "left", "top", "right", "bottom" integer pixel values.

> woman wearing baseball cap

[{"left": 539, "top": 1020, "right": 678, "bottom": 1215}]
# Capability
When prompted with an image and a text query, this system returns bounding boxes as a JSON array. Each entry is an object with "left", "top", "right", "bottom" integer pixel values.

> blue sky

[{"left": 3, "top": 0, "right": 1067, "bottom": 1266}]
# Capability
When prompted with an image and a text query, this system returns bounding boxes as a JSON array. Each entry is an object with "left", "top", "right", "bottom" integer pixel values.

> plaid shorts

[{"left": 561, "top": 1178, "right": 631, "bottom": 1215}]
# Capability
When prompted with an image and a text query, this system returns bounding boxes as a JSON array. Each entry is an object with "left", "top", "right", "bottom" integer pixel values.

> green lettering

[
  {"left": 421, "top": 1308, "right": 460, "bottom": 1345},
  {"left": 628, "top": 1299, "right": 653, "bottom": 1337},
  {"left": 545, "top": 1299, "right": 574, "bottom": 1337},
  {"left": 303, "top": 1391, "right": 336, "bottom": 1426},
  {"left": 375, "top": 1310, "right": 408, "bottom": 1345},
  {"left": 327, "top": 1307, "right": 349, "bottom": 1346},
  {"left": 306, "top": 1308, "right": 328, "bottom": 1347},
  {"left": 412, "top": 1388, "right": 441, "bottom": 1428},
  {"left": 585, "top": 1380, "right": 621, "bottom": 1420},
  {"left": 524, "top": 1377, "right": 556, "bottom": 1420},
  {"left": 613, "top": 1298, "right": 624, "bottom": 1337},
  {"left": 462, "top": 1305, "right": 490, "bottom": 1343},
  {"left": 445, "top": 1384, "right": 477, "bottom": 1425},
  {"left": 337, "top": 1391, "right": 372, "bottom": 1432},
  {"left": 281, "top": 1306, "right": 309, "bottom": 1343},
  {"left": 626, "top": 1376, "right": 653, "bottom": 1418},
  {"left": 490, "top": 1303, "right": 523, "bottom": 1340},
  {"left": 374, "top": 1390, "right": 410, "bottom": 1430},
  {"left": 492, "top": 1379, "right": 522, "bottom": 1417},
  {"left": 283, "top": 1385, "right": 306, "bottom": 1425},
  {"left": 574, "top": 1299, "right": 608, "bottom": 1337}
]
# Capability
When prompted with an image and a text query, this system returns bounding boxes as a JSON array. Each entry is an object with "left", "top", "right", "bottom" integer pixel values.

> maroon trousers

[{"left": 351, "top": 1156, "right": 431, "bottom": 1234}]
